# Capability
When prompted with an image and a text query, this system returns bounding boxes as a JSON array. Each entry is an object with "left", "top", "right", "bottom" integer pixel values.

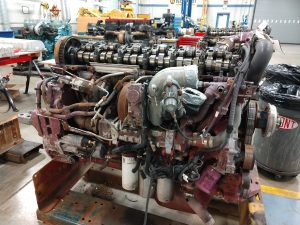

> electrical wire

[
  {"left": 142, "top": 178, "right": 154, "bottom": 225},
  {"left": 94, "top": 72, "right": 125, "bottom": 85}
]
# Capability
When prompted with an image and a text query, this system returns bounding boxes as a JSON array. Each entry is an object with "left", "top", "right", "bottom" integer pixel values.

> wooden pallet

[{"left": 0, "top": 83, "right": 23, "bottom": 100}]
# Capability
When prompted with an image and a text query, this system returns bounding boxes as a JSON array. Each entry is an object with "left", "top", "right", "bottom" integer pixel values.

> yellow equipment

[
  {"left": 120, "top": 0, "right": 135, "bottom": 18},
  {"left": 40, "top": 2, "right": 49, "bottom": 10},
  {"left": 78, "top": 7, "right": 103, "bottom": 17},
  {"left": 199, "top": 0, "right": 208, "bottom": 30}
]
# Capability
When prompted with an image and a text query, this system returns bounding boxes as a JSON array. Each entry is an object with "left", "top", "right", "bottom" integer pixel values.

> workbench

[{"left": 0, "top": 51, "right": 42, "bottom": 94}]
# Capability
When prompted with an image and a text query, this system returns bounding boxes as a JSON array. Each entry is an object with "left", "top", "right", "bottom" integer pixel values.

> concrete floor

[{"left": 0, "top": 44, "right": 300, "bottom": 225}]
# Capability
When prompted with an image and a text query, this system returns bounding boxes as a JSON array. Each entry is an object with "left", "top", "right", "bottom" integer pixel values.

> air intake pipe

[
  {"left": 147, "top": 65, "right": 199, "bottom": 126},
  {"left": 245, "top": 39, "right": 273, "bottom": 84}
]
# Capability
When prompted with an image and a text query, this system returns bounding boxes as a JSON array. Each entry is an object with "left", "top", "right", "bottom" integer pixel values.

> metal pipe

[
  {"left": 0, "top": 0, "right": 10, "bottom": 30},
  {"left": 189, "top": 131, "right": 227, "bottom": 150},
  {"left": 135, "top": 75, "right": 153, "bottom": 83},
  {"left": 68, "top": 125, "right": 113, "bottom": 141},
  {"left": 60, "top": 0, "right": 66, "bottom": 21},
  {"left": 48, "top": 102, "right": 97, "bottom": 113},
  {"left": 245, "top": 39, "right": 273, "bottom": 85},
  {"left": 191, "top": 82, "right": 227, "bottom": 124},
  {"left": 65, "top": 0, "right": 71, "bottom": 22},
  {"left": 60, "top": 0, "right": 70, "bottom": 22},
  {"left": 51, "top": 111, "right": 95, "bottom": 120},
  {"left": 250, "top": 0, "right": 258, "bottom": 30},
  {"left": 148, "top": 65, "right": 199, "bottom": 126}
]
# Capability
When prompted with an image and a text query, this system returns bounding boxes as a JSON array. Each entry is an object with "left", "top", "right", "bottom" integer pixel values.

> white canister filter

[{"left": 122, "top": 154, "right": 139, "bottom": 191}]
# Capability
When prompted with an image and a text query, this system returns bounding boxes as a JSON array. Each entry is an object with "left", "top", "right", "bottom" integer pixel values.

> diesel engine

[{"left": 31, "top": 30, "right": 277, "bottom": 225}]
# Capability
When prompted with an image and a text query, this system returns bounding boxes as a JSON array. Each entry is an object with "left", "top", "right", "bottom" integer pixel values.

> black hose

[
  {"left": 0, "top": 88, "right": 18, "bottom": 112},
  {"left": 132, "top": 157, "right": 142, "bottom": 173},
  {"left": 111, "top": 139, "right": 147, "bottom": 154},
  {"left": 178, "top": 155, "right": 200, "bottom": 182},
  {"left": 227, "top": 72, "right": 244, "bottom": 133},
  {"left": 144, "top": 148, "right": 152, "bottom": 176},
  {"left": 245, "top": 39, "right": 273, "bottom": 84},
  {"left": 32, "top": 60, "right": 44, "bottom": 80},
  {"left": 142, "top": 178, "right": 154, "bottom": 225},
  {"left": 227, "top": 44, "right": 252, "bottom": 134}
]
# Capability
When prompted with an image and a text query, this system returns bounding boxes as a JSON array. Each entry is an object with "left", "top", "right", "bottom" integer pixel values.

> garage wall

[
  {"left": 0, "top": 0, "right": 118, "bottom": 31},
  {"left": 137, "top": 0, "right": 255, "bottom": 28},
  {"left": 1, "top": 0, "right": 258, "bottom": 32},
  {"left": 252, "top": 0, "right": 300, "bottom": 44}
]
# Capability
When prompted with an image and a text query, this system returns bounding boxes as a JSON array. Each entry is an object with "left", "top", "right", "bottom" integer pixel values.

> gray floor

[{"left": 0, "top": 44, "right": 300, "bottom": 225}]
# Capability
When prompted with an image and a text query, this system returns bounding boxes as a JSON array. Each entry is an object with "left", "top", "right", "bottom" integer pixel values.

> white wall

[
  {"left": 138, "top": 0, "right": 255, "bottom": 28},
  {"left": 1, "top": 0, "right": 255, "bottom": 31},
  {"left": 0, "top": 0, "right": 119, "bottom": 31}
]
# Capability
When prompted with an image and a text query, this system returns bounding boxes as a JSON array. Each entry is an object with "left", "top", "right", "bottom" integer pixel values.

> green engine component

[{"left": 20, "top": 20, "right": 72, "bottom": 60}]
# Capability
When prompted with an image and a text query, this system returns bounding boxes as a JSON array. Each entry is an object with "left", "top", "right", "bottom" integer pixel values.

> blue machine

[
  {"left": 19, "top": 20, "right": 72, "bottom": 60},
  {"left": 181, "top": 0, "right": 193, "bottom": 28},
  {"left": 241, "top": 15, "right": 249, "bottom": 28}
]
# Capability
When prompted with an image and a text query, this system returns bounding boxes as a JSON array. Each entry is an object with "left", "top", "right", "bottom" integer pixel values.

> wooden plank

[{"left": 0, "top": 115, "right": 23, "bottom": 154}]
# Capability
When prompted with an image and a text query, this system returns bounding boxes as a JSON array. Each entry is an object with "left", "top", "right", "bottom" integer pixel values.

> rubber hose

[{"left": 111, "top": 140, "right": 147, "bottom": 154}]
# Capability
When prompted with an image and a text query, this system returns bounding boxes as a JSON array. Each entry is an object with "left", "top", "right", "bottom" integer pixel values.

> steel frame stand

[
  {"left": 24, "top": 60, "right": 32, "bottom": 94},
  {"left": 33, "top": 160, "right": 267, "bottom": 225}
]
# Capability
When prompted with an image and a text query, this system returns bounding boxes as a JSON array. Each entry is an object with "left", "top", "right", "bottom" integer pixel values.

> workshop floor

[{"left": 0, "top": 44, "right": 300, "bottom": 225}]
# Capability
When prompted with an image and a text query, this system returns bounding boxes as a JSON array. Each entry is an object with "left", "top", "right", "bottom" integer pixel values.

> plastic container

[{"left": 254, "top": 64, "right": 300, "bottom": 177}]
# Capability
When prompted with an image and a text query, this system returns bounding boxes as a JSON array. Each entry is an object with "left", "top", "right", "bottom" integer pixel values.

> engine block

[{"left": 31, "top": 30, "right": 277, "bottom": 224}]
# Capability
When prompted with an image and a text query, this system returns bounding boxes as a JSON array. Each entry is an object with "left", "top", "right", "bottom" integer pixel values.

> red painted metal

[
  {"left": 0, "top": 52, "right": 39, "bottom": 66},
  {"left": 33, "top": 160, "right": 92, "bottom": 212},
  {"left": 176, "top": 36, "right": 203, "bottom": 47},
  {"left": 195, "top": 31, "right": 206, "bottom": 36}
]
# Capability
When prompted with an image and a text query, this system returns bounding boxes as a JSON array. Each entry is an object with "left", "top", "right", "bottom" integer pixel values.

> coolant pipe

[
  {"left": 191, "top": 82, "right": 225, "bottom": 124},
  {"left": 216, "top": 32, "right": 254, "bottom": 51},
  {"left": 186, "top": 198, "right": 215, "bottom": 225},
  {"left": 148, "top": 65, "right": 199, "bottom": 126},
  {"left": 48, "top": 102, "right": 96, "bottom": 113},
  {"left": 74, "top": 116, "right": 96, "bottom": 132},
  {"left": 41, "top": 77, "right": 57, "bottom": 107},
  {"left": 189, "top": 131, "right": 227, "bottom": 150},
  {"left": 51, "top": 111, "right": 95, "bottom": 120},
  {"left": 94, "top": 72, "right": 125, "bottom": 85},
  {"left": 245, "top": 39, "right": 273, "bottom": 84}
]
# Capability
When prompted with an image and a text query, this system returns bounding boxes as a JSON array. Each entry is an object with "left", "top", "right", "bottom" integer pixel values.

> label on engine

[{"left": 278, "top": 116, "right": 298, "bottom": 130}]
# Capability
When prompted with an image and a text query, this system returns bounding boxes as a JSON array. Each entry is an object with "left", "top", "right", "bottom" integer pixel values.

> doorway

[{"left": 216, "top": 13, "right": 230, "bottom": 28}]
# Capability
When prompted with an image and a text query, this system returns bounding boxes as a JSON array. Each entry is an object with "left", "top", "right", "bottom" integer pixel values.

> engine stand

[{"left": 33, "top": 160, "right": 266, "bottom": 225}]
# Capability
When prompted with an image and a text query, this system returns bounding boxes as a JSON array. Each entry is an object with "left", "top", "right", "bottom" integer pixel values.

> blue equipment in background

[
  {"left": 181, "top": 0, "right": 193, "bottom": 28},
  {"left": 18, "top": 20, "right": 72, "bottom": 60}
]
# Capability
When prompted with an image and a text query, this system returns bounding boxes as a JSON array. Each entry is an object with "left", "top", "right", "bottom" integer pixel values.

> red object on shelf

[
  {"left": 176, "top": 36, "right": 203, "bottom": 47},
  {"left": 195, "top": 31, "right": 206, "bottom": 36},
  {"left": 0, "top": 52, "right": 39, "bottom": 66}
]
